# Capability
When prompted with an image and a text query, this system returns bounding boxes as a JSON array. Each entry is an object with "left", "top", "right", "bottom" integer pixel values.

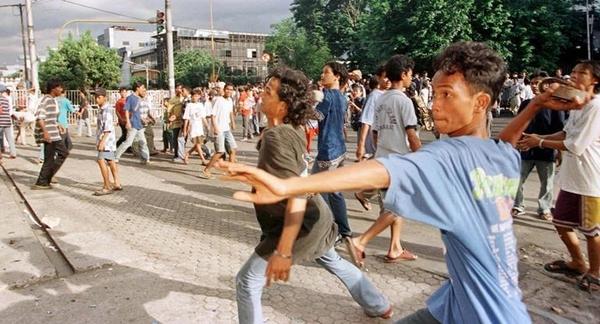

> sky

[{"left": 0, "top": 0, "right": 293, "bottom": 66}]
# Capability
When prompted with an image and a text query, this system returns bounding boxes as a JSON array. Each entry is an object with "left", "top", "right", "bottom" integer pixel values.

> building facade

[{"left": 97, "top": 26, "right": 156, "bottom": 52}]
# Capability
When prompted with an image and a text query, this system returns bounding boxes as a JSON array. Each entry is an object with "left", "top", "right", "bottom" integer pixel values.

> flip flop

[
  {"left": 384, "top": 250, "right": 418, "bottom": 262},
  {"left": 354, "top": 192, "right": 371, "bottom": 211},
  {"left": 93, "top": 189, "right": 113, "bottom": 196},
  {"left": 198, "top": 172, "right": 215, "bottom": 180},
  {"left": 344, "top": 237, "right": 366, "bottom": 268},
  {"left": 112, "top": 186, "right": 123, "bottom": 191},
  {"left": 544, "top": 260, "right": 585, "bottom": 278},
  {"left": 578, "top": 273, "right": 600, "bottom": 292}
]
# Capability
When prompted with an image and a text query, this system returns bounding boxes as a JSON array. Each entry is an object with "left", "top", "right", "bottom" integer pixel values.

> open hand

[
  {"left": 517, "top": 133, "right": 541, "bottom": 151},
  {"left": 532, "top": 83, "right": 591, "bottom": 111},
  {"left": 216, "top": 161, "right": 289, "bottom": 204}
]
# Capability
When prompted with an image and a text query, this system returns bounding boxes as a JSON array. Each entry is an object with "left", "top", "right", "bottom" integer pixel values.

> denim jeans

[
  {"left": 0, "top": 126, "right": 16, "bottom": 156},
  {"left": 77, "top": 117, "right": 92, "bottom": 136},
  {"left": 395, "top": 308, "right": 440, "bottom": 324},
  {"left": 115, "top": 128, "right": 149, "bottom": 161},
  {"left": 36, "top": 139, "right": 69, "bottom": 185},
  {"left": 242, "top": 115, "right": 252, "bottom": 139},
  {"left": 514, "top": 159, "right": 555, "bottom": 214},
  {"left": 312, "top": 156, "right": 351, "bottom": 237},
  {"left": 236, "top": 249, "right": 390, "bottom": 324}
]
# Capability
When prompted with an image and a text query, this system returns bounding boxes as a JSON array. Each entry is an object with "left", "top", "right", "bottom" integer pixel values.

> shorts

[
  {"left": 553, "top": 190, "right": 600, "bottom": 237},
  {"left": 97, "top": 151, "right": 116, "bottom": 161},
  {"left": 216, "top": 131, "right": 237, "bottom": 153},
  {"left": 191, "top": 136, "right": 205, "bottom": 145}
]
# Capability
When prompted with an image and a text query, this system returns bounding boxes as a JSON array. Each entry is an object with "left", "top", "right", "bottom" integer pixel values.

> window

[
  {"left": 225, "top": 50, "right": 232, "bottom": 57},
  {"left": 139, "top": 42, "right": 145, "bottom": 47},
  {"left": 122, "top": 41, "right": 130, "bottom": 46},
  {"left": 246, "top": 49, "right": 257, "bottom": 59}
]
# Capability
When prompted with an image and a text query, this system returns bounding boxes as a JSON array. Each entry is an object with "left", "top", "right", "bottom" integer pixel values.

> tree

[
  {"left": 39, "top": 32, "right": 121, "bottom": 90},
  {"left": 174, "top": 50, "right": 221, "bottom": 87},
  {"left": 265, "top": 18, "right": 332, "bottom": 80}
]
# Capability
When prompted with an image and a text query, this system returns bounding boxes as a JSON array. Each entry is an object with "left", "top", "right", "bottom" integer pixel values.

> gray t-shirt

[
  {"left": 254, "top": 124, "right": 337, "bottom": 262},
  {"left": 372, "top": 89, "right": 418, "bottom": 158}
]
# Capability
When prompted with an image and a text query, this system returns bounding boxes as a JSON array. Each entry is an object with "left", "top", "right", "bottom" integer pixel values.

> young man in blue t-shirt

[
  {"left": 217, "top": 42, "right": 589, "bottom": 323},
  {"left": 313, "top": 61, "right": 352, "bottom": 239}
]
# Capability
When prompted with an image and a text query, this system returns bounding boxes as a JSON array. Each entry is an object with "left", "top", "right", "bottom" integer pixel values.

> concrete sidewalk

[{"left": 0, "top": 121, "right": 598, "bottom": 323}]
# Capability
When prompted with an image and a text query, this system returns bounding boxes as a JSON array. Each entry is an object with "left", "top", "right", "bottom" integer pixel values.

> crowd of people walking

[{"left": 0, "top": 40, "right": 598, "bottom": 323}]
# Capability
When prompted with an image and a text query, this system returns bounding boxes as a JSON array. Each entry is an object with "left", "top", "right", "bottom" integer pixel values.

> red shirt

[{"left": 115, "top": 97, "right": 127, "bottom": 124}]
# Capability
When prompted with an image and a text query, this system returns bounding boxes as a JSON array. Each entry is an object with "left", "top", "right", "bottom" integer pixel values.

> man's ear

[{"left": 475, "top": 92, "right": 491, "bottom": 113}]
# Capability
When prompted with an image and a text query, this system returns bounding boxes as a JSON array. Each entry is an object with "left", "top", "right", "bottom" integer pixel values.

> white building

[{"left": 97, "top": 26, "right": 156, "bottom": 52}]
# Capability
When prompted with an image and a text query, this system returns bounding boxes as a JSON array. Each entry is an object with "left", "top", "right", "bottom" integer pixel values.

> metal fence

[{"left": 9, "top": 90, "right": 170, "bottom": 126}]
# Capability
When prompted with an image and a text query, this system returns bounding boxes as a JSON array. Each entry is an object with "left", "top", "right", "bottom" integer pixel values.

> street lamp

[{"left": 124, "top": 60, "right": 160, "bottom": 89}]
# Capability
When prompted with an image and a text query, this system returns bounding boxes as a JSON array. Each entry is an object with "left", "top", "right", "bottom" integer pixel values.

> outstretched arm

[
  {"left": 218, "top": 159, "right": 390, "bottom": 204},
  {"left": 498, "top": 83, "right": 588, "bottom": 147}
]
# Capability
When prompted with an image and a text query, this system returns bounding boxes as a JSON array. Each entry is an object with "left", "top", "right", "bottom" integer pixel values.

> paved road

[{"left": 0, "top": 118, "right": 598, "bottom": 323}]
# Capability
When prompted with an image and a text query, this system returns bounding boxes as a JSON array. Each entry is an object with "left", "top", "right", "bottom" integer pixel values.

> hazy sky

[{"left": 0, "top": 0, "right": 293, "bottom": 65}]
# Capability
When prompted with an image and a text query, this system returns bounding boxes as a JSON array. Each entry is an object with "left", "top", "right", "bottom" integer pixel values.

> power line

[{"left": 61, "top": 0, "right": 148, "bottom": 21}]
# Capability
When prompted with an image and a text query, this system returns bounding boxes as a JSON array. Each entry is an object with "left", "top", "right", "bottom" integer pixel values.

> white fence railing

[{"left": 9, "top": 90, "right": 169, "bottom": 126}]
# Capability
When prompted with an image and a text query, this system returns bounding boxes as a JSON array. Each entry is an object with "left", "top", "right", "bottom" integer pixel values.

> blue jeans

[
  {"left": 513, "top": 160, "right": 555, "bottom": 214},
  {"left": 236, "top": 249, "right": 390, "bottom": 324},
  {"left": 115, "top": 128, "right": 149, "bottom": 161},
  {"left": 312, "top": 157, "right": 351, "bottom": 237}
]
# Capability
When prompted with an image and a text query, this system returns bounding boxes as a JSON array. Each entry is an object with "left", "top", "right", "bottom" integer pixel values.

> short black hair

[
  {"left": 374, "top": 65, "right": 385, "bottom": 77},
  {"left": 434, "top": 41, "right": 507, "bottom": 106},
  {"left": 577, "top": 60, "right": 600, "bottom": 93},
  {"left": 351, "top": 83, "right": 362, "bottom": 92},
  {"left": 268, "top": 67, "right": 314, "bottom": 127},
  {"left": 324, "top": 61, "right": 349, "bottom": 87},
  {"left": 45, "top": 79, "right": 63, "bottom": 94},
  {"left": 132, "top": 81, "right": 145, "bottom": 92},
  {"left": 192, "top": 87, "right": 203, "bottom": 95},
  {"left": 225, "top": 82, "right": 234, "bottom": 89},
  {"left": 384, "top": 55, "right": 415, "bottom": 82},
  {"left": 368, "top": 76, "right": 379, "bottom": 90},
  {"left": 119, "top": 86, "right": 128, "bottom": 92}
]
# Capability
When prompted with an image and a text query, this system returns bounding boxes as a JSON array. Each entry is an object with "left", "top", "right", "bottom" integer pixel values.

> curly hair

[
  {"left": 267, "top": 67, "right": 314, "bottom": 127},
  {"left": 434, "top": 41, "right": 507, "bottom": 105}
]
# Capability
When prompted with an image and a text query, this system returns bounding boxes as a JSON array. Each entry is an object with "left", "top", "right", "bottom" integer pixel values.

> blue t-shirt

[
  {"left": 377, "top": 137, "right": 531, "bottom": 324},
  {"left": 125, "top": 95, "right": 144, "bottom": 130},
  {"left": 57, "top": 97, "right": 75, "bottom": 128},
  {"left": 316, "top": 89, "right": 347, "bottom": 161}
]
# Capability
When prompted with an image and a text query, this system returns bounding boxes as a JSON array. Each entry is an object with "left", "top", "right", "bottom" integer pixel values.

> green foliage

[
  {"left": 291, "top": 0, "right": 597, "bottom": 74},
  {"left": 39, "top": 32, "right": 121, "bottom": 90},
  {"left": 174, "top": 50, "right": 222, "bottom": 87},
  {"left": 265, "top": 18, "right": 332, "bottom": 80}
]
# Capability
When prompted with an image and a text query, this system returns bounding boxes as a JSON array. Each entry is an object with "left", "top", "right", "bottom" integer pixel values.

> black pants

[
  {"left": 117, "top": 124, "right": 127, "bottom": 147},
  {"left": 36, "top": 139, "right": 69, "bottom": 186},
  {"left": 172, "top": 127, "right": 181, "bottom": 159}
]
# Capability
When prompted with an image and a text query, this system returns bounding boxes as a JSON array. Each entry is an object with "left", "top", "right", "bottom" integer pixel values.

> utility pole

[
  {"left": 18, "top": 4, "right": 30, "bottom": 83},
  {"left": 165, "top": 0, "right": 175, "bottom": 96},
  {"left": 25, "top": 0, "right": 39, "bottom": 93},
  {"left": 209, "top": 0, "right": 216, "bottom": 82},
  {"left": 587, "top": 0, "right": 592, "bottom": 60}
]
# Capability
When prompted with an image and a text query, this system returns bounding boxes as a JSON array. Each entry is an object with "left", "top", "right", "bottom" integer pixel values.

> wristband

[
  {"left": 538, "top": 139, "right": 545, "bottom": 148},
  {"left": 273, "top": 250, "right": 292, "bottom": 259}
]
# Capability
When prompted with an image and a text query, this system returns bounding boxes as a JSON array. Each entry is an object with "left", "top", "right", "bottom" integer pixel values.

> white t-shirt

[
  {"left": 372, "top": 89, "right": 418, "bottom": 158},
  {"left": 420, "top": 87, "right": 430, "bottom": 107},
  {"left": 210, "top": 96, "right": 233, "bottom": 132},
  {"left": 360, "top": 89, "right": 384, "bottom": 125},
  {"left": 183, "top": 102, "right": 207, "bottom": 137},
  {"left": 559, "top": 96, "right": 600, "bottom": 197}
]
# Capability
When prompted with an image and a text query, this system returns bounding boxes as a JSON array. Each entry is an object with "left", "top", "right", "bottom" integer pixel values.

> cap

[
  {"left": 94, "top": 87, "right": 107, "bottom": 97},
  {"left": 350, "top": 70, "right": 363, "bottom": 80},
  {"left": 0, "top": 84, "right": 7, "bottom": 93}
]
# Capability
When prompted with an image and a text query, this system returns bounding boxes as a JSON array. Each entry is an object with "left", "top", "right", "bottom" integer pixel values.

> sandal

[
  {"left": 93, "top": 189, "right": 113, "bottom": 196},
  {"left": 384, "top": 250, "right": 418, "bottom": 262},
  {"left": 198, "top": 171, "right": 215, "bottom": 180},
  {"left": 544, "top": 260, "right": 585, "bottom": 278},
  {"left": 511, "top": 208, "right": 525, "bottom": 217},
  {"left": 112, "top": 185, "right": 123, "bottom": 191},
  {"left": 344, "top": 237, "right": 366, "bottom": 268},
  {"left": 367, "top": 305, "right": 394, "bottom": 319},
  {"left": 577, "top": 273, "right": 600, "bottom": 292},
  {"left": 354, "top": 192, "right": 371, "bottom": 211}
]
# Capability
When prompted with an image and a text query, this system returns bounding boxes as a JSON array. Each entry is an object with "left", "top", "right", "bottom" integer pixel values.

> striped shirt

[
  {"left": 0, "top": 96, "right": 12, "bottom": 127},
  {"left": 35, "top": 95, "right": 61, "bottom": 143}
]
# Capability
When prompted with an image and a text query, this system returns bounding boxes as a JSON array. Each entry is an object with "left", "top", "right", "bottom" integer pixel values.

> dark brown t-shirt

[{"left": 254, "top": 124, "right": 337, "bottom": 262}]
